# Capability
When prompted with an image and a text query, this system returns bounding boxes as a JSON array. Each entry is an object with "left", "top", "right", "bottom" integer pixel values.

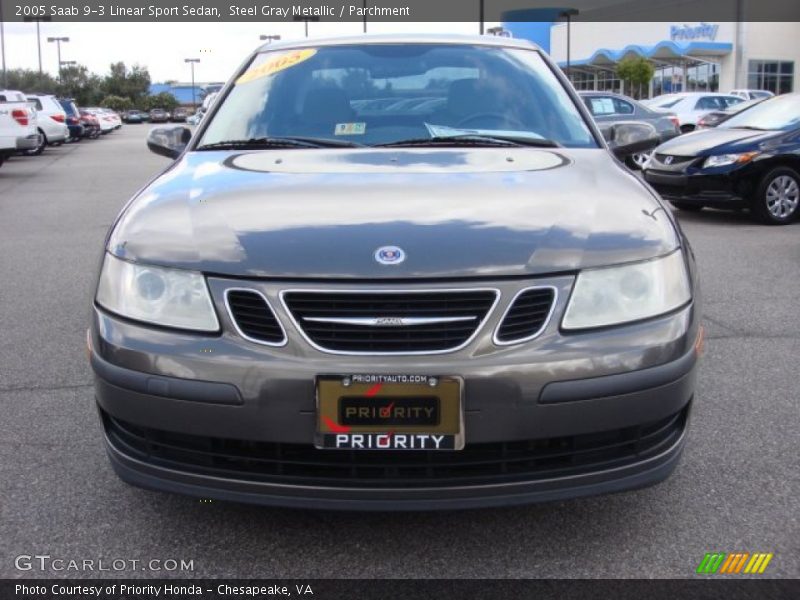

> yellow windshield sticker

[
  {"left": 335, "top": 122, "right": 367, "bottom": 136},
  {"left": 236, "top": 49, "right": 317, "bottom": 85}
]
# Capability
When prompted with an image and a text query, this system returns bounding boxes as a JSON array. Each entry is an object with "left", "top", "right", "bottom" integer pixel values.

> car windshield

[
  {"left": 720, "top": 94, "right": 800, "bottom": 131},
  {"left": 199, "top": 43, "right": 597, "bottom": 148}
]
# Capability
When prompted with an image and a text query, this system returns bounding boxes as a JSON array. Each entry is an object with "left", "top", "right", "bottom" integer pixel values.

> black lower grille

[
  {"left": 282, "top": 290, "right": 497, "bottom": 353},
  {"left": 103, "top": 408, "right": 687, "bottom": 489},
  {"left": 496, "top": 287, "right": 555, "bottom": 343}
]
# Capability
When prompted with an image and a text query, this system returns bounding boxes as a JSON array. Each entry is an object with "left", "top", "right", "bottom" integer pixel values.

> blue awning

[{"left": 560, "top": 40, "right": 733, "bottom": 68}]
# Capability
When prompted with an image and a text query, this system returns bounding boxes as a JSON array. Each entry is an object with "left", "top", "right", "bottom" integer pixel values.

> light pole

[
  {"left": 0, "top": 0, "right": 6, "bottom": 87},
  {"left": 185, "top": 58, "right": 200, "bottom": 110},
  {"left": 259, "top": 34, "right": 281, "bottom": 44},
  {"left": 560, "top": 9, "right": 579, "bottom": 82},
  {"left": 47, "top": 36, "right": 69, "bottom": 82},
  {"left": 293, "top": 16, "right": 319, "bottom": 38},
  {"left": 23, "top": 15, "right": 51, "bottom": 74}
]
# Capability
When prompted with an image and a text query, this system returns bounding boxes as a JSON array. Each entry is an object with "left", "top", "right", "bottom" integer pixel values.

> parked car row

[
  {"left": 0, "top": 90, "right": 124, "bottom": 166},
  {"left": 122, "top": 108, "right": 194, "bottom": 124}
]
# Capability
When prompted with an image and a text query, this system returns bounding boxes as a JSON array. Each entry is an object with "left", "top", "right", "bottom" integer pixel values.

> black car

[
  {"left": 148, "top": 108, "right": 169, "bottom": 123},
  {"left": 580, "top": 91, "right": 681, "bottom": 169},
  {"left": 644, "top": 93, "right": 800, "bottom": 224},
  {"left": 58, "top": 98, "right": 85, "bottom": 141},
  {"left": 123, "top": 110, "right": 146, "bottom": 124}
]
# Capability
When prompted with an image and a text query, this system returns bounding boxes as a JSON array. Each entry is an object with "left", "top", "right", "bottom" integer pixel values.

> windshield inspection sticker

[
  {"left": 335, "top": 122, "right": 367, "bottom": 135},
  {"left": 236, "top": 49, "right": 317, "bottom": 85}
]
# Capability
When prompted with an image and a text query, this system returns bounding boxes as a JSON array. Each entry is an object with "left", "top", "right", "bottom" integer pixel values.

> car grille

[
  {"left": 103, "top": 407, "right": 687, "bottom": 489},
  {"left": 495, "top": 287, "right": 556, "bottom": 344},
  {"left": 225, "top": 289, "right": 286, "bottom": 345},
  {"left": 281, "top": 289, "right": 498, "bottom": 354},
  {"left": 653, "top": 153, "right": 695, "bottom": 166}
]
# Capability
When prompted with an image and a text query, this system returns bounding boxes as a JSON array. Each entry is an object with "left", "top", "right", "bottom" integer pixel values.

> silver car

[{"left": 90, "top": 35, "right": 701, "bottom": 510}]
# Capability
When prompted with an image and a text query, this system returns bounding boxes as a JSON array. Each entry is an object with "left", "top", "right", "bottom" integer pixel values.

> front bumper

[
  {"left": 644, "top": 167, "right": 752, "bottom": 206},
  {"left": 91, "top": 273, "right": 700, "bottom": 509}
]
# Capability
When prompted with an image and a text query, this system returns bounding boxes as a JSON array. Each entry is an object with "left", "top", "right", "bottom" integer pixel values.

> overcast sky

[{"left": 1, "top": 22, "right": 496, "bottom": 84}]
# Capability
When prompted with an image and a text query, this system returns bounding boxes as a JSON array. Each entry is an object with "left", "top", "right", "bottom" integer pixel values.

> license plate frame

[{"left": 315, "top": 374, "right": 464, "bottom": 451}]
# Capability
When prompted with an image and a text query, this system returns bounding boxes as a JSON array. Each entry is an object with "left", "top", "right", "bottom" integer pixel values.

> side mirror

[
  {"left": 147, "top": 126, "right": 192, "bottom": 159},
  {"left": 601, "top": 122, "right": 660, "bottom": 160}
]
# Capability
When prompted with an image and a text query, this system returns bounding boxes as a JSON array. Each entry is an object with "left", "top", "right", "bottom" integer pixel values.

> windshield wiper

[
  {"left": 196, "top": 136, "right": 363, "bottom": 151},
  {"left": 374, "top": 134, "right": 560, "bottom": 148}
]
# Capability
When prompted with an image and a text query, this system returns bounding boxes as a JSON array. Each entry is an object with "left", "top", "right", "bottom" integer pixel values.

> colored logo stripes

[{"left": 696, "top": 552, "right": 774, "bottom": 574}]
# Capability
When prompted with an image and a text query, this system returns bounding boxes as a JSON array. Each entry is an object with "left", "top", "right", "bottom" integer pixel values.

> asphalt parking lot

[{"left": 1, "top": 125, "right": 798, "bottom": 579}]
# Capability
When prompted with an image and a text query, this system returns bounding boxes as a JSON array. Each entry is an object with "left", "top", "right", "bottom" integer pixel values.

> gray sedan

[
  {"left": 580, "top": 91, "right": 681, "bottom": 169},
  {"left": 90, "top": 35, "right": 700, "bottom": 510}
]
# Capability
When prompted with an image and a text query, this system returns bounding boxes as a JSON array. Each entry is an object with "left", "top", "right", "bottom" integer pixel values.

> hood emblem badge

[
  {"left": 663, "top": 156, "right": 674, "bottom": 165},
  {"left": 374, "top": 246, "right": 406, "bottom": 265}
]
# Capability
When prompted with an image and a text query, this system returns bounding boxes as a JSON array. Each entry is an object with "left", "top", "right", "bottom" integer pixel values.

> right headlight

[
  {"left": 96, "top": 253, "right": 219, "bottom": 332},
  {"left": 562, "top": 251, "right": 691, "bottom": 330}
]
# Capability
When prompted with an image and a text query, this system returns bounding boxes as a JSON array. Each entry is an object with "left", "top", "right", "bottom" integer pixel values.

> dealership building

[{"left": 503, "top": 21, "right": 798, "bottom": 97}]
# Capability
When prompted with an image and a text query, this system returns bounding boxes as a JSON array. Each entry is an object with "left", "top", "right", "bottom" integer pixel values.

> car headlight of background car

[
  {"left": 562, "top": 251, "right": 691, "bottom": 330},
  {"left": 96, "top": 254, "right": 219, "bottom": 331},
  {"left": 702, "top": 151, "right": 759, "bottom": 168}
]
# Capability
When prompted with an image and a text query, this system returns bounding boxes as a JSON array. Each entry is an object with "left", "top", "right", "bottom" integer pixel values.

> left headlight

[
  {"left": 703, "top": 152, "right": 758, "bottom": 168},
  {"left": 562, "top": 251, "right": 691, "bottom": 330},
  {"left": 96, "top": 253, "right": 219, "bottom": 332}
]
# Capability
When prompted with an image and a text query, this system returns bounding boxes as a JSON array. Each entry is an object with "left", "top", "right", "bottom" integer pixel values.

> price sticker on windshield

[{"left": 236, "top": 49, "right": 317, "bottom": 85}]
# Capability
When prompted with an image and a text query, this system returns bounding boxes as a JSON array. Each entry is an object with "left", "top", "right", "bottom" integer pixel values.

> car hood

[
  {"left": 108, "top": 148, "right": 679, "bottom": 279},
  {"left": 654, "top": 127, "right": 781, "bottom": 156}
]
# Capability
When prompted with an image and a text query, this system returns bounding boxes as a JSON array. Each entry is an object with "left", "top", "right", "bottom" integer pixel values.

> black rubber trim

[
  {"left": 90, "top": 352, "right": 242, "bottom": 406},
  {"left": 539, "top": 349, "right": 697, "bottom": 404},
  {"left": 105, "top": 429, "right": 686, "bottom": 511}
]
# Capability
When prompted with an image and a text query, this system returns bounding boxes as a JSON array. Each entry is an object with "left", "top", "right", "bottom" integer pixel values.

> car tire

[
  {"left": 751, "top": 167, "right": 800, "bottom": 225},
  {"left": 669, "top": 201, "right": 704, "bottom": 212},
  {"left": 23, "top": 130, "right": 47, "bottom": 156},
  {"left": 680, "top": 124, "right": 695, "bottom": 134},
  {"left": 625, "top": 152, "right": 651, "bottom": 170}
]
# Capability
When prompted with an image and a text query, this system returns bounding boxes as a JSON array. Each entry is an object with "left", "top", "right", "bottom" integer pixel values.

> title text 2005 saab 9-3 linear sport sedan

[{"left": 89, "top": 35, "right": 701, "bottom": 510}]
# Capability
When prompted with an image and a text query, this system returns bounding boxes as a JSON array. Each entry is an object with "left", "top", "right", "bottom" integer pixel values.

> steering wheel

[{"left": 456, "top": 112, "right": 527, "bottom": 130}]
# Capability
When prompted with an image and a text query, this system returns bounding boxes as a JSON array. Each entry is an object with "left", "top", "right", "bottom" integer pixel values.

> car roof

[{"left": 256, "top": 33, "right": 540, "bottom": 53}]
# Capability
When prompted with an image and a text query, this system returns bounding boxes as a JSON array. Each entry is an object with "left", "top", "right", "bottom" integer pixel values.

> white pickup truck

[{"left": 0, "top": 90, "right": 40, "bottom": 167}]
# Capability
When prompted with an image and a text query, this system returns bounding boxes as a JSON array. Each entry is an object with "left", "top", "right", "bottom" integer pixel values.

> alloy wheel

[{"left": 766, "top": 175, "right": 799, "bottom": 219}]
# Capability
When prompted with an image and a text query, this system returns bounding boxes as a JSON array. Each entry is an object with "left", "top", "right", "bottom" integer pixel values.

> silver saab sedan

[{"left": 89, "top": 35, "right": 701, "bottom": 510}]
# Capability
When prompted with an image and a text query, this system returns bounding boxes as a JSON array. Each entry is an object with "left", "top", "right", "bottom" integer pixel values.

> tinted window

[
  {"left": 28, "top": 98, "right": 43, "bottom": 111},
  {"left": 201, "top": 44, "right": 597, "bottom": 148},
  {"left": 695, "top": 97, "right": 724, "bottom": 110},
  {"left": 612, "top": 98, "right": 634, "bottom": 114}
]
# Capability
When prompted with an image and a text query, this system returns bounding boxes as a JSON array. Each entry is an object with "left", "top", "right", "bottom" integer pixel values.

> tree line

[{"left": 4, "top": 61, "right": 180, "bottom": 111}]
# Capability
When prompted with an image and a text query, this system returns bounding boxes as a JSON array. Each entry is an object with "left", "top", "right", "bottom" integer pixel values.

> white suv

[{"left": 26, "top": 94, "right": 68, "bottom": 153}]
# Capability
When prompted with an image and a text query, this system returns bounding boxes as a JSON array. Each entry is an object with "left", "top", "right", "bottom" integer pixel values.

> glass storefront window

[{"left": 748, "top": 60, "right": 794, "bottom": 94}]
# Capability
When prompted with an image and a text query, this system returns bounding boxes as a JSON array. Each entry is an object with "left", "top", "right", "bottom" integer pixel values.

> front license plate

[{"left": 315, "top": 375, "right": 463, "bottom": 450}]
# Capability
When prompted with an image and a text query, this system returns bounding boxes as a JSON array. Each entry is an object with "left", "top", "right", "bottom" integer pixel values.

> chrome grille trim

[{"left": 279, "top": 287, "right": 501, "bottom": 356}]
